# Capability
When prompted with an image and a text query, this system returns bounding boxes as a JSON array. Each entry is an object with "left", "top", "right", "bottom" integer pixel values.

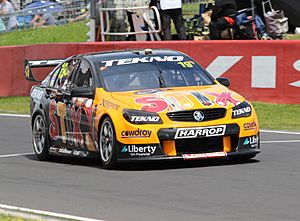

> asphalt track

[{"left": 0, "top": 115, "right": 300, "bottom": 221}]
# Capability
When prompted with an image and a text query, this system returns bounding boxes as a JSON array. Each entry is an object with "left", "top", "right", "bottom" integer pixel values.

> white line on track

[
  {"left": 0, "top": 204, "right": 103, "bottom": 221},
  {"left": 261, "top": 140, "right": 300, "bottom": 144},
  {"left": 0, "top": 113, "right": 30, "bottom": 118},
  {"left": 260, "top": 129, "right": 300, "bottom": 135},
  {"left": 0, "top": 152, "right": 34, "bottom": 158}
]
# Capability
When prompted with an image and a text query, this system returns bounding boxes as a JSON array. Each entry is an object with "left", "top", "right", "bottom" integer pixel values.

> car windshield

[{"left": 99, "top": 57, "right": 215, "bottom": 92}]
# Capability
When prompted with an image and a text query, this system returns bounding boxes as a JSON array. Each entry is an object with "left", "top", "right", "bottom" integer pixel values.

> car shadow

[
  {"left": 116, "top": 158, "right": 260, "bottom": 171},
  {"left": 26, "top": 154, "right": 260, "bottom": 171},
  {"left": 26, "top": 154, "right": 100, "bottom": 168}
]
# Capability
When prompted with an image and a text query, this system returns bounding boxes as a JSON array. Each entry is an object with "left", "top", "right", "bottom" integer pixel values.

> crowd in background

[
  {"left": 0, "top": 0, "right": 87, "bottom": 32},
  {"left": 0, "top": 0, "right": 298, "bottom": 41}
]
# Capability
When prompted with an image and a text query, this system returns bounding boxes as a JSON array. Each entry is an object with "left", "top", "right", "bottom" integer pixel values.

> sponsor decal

[
  {"left": 178, "top": 61, "right": 195, "bottom": 68},
  {"left": 243, "top": 136, "right": 259, "bottom": 148},
  {"left": 135, "top": 96, "right": 169, "bottom": 113},
  {"left": 57, "top": 102, "right": 68, "bottom": 144},
  {"left": 165, "top": 96, "right": 184, "bottom": 111},
  {"left": 182, "top": 151, "right": 227, "bottom": 160},
  {"left": 25, "top": 65, "right": 30, "bottom": 78},
  {"left": 244, "top": 122, "right": 257, "bottom": 130},
  {"left": 175, "top": 125, "right": 226, "bottom": 139},
  {"left": 73, "top": 97, "right": 93, "bottom": 108},
  {"left": 121, "top": 145, "right": 157, "bottom": 157},
  {"left": 48, "top": 99, "right": 96, "bottom": 150},
  {"left": 173, "top": 95, "right": 194, "bottom": 109},
  {"left": 232, "top": 106, "right": 252, "bottom": 118},
  {"left": 101, "top": 99, "right": 120, "bottom": 110},
  {"left": 71, "top": 105, "right": 84, "bottom": 147},
  {"left": 206, "top": 92, "right": 241, "bottom": 107},
  {"left": 191, "top": 91, "right": 213, "bottom": 106},
  {"left": 165, "top": 95, "right": 194, "bottom": 111},
  {"left": 101, "top": 56, "right": 184, "bottom": 67},
  {"left": 49, "top": 147, "right": 88, "bottom": 157},
  {"left": 49, "top": 99, "right": 59, "bottom": 140},
  {"left": 31, "top": 88, "right": 44, "bottom": 100},
  {"left": 130, "top": 115, "right": 160, "bottom": 123},
  {"left": 121, "top": 129, "right": 152, "bottom": 138}
]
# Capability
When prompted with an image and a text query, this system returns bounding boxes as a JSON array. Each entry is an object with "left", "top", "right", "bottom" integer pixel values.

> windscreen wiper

[{"left": 155, "top": 62, "right": 166, "bottom": 88}]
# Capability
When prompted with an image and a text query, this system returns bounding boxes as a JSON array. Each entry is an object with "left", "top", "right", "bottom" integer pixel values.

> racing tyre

[
  {"left": 99, "top": 117, "right": 118, "bottom": 169},
  {"left": 32, "top": 114, "right": 50, "bottom": 160}
]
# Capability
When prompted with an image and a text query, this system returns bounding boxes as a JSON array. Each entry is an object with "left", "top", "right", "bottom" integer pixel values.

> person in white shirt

[
  {"left": 150, "top": 0, "right": 187, "bottom": 40},
  {"left": 0, "top": 0, "right": 18, "bottom": 31}
]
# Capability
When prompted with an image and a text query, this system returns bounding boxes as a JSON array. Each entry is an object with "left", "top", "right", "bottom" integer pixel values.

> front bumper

[
  {"left": 118, "top": 149, "right": 261, "bottom": 162},
  {"left": 117, "top": 123, "right": 260, "bottom": 162}
]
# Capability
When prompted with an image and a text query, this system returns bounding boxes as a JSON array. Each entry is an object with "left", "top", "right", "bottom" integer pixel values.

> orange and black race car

[{"left": 25, "top": 49, "right": 260, "bottom": 169}]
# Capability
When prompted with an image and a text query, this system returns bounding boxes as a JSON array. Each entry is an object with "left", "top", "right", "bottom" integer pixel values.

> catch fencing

[{"left": 0, "top": 0, "right": 87, "bottom": 33}]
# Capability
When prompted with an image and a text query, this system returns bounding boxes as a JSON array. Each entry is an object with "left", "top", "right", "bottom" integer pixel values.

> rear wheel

[
  {"left": 32, "top": 114, "right": 50, "bottom": 160},
  {"left": 99, "top": 117, "right": 118, "bottom": 169}
]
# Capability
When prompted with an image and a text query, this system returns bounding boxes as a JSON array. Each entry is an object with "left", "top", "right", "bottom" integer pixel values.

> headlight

[
  {"left": 123, "top": 109, "right": 163, "bottom": 124},
  {"left": 232, "top": 101, "right": 252, "bottom": 119}
]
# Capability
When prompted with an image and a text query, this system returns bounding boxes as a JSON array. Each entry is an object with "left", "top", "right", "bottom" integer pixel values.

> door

[
  {"left": 47, "top": 59, "right": 79, "bottom": 148},
  {"left": 65, "top": 59, "right": 97, "bottom": 152}
]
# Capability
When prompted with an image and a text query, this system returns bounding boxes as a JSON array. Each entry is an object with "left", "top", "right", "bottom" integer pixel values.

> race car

[{"left": 25, "top": 49, "right": 260, "bottom": 169}]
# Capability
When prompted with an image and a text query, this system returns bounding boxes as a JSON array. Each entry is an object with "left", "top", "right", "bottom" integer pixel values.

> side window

[
  {"left": 72, "top": 60, "right": 93, "bottom": 88},
  {"left": 49, "top": 66, "right": 61, "bottom": 87},
  {"left": 53, "top": 60, "right": 78, "bottom": 90}
]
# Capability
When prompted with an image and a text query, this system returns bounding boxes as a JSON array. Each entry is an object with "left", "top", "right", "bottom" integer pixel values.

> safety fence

[
  {"left": 0, "top": 0, "right": 87, "bottom": 33},
  {"left": 0, "top": 40, "right": 299, "bottom": 104},
  {"left": 97, "top": 0, "right": 215, "bottom": 41}
]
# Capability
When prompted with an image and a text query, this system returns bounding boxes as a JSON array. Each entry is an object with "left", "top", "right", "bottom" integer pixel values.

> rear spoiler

[{"left": 24, "top": 59, "right": 65, "bottom": 82}]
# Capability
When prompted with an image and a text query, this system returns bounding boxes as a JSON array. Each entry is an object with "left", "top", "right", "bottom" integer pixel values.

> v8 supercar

[{"left": 25, "top": 49, "right": 260, "bottom": 169}]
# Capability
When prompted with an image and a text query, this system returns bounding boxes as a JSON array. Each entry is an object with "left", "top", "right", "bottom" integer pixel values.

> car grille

[
  {"left": 175, "top": 137, "right": 223, "bottom": 154},
  {"left": 175, "top": 135, "right": 239, "bottom": 154},
  {"left": 167, "top": 108, "right": 226, "bottom": 122}
]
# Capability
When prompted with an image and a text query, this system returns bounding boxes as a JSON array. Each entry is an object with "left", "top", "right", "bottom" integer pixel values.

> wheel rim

[
  {"left": 33, "top": 115, "right": 46, "bottom": 155},
  {"left": 99, "top": 120, "right": 114, "bottom": 163}
]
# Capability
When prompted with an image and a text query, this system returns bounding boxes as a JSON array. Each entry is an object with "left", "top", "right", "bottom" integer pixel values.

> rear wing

[{"left": 24, "top": 59, "right": 65, "bottom": 82}]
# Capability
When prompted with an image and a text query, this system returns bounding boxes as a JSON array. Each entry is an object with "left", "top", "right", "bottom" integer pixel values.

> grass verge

[
  {"left": 0, "top": 97, "right": 30, "bottom": 114},
  {"left": 0, "top": 97, "right": 300, "bottom": 131},
  {"left": 0, "top": 21, "right": 88, "bottom": 46},
  {"left": 252, "top": 102, "right": 300, "bottom": 131},
  {"left": 0, "top": 214, "right": 36, "bottom": 221}
]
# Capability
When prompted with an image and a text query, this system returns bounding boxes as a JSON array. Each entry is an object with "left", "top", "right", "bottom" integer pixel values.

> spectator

[
  {"left": 149, "top": 0, "right": 187, "bottom": 40},
  {"left": 9, "top": 0, "right": 20, "bottom": 11},
  {"left": 0, "top": 0, "right": 18, "bottom": 31},
  {"left": 209, "top": 0, "right": 237, "bottom": 40},
  {"left": 31, "top": 13, "right": 56, "bottom": 27}
]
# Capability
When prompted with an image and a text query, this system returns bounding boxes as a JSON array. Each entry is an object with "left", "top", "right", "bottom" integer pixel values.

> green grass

[
  {"left": 287, "top": 34, "right": 300, "bottom": 40},
  {"left": 1, "top": 97, "right": 300, "bottom": 131},
  {"left": 0, "top": 21, "right": 88, "bottom": 46},
  {"left": 0, "top": 214, "right": 37, "bottom": 221},
  {"left": 0, "top": 97, "right": 30, "bottom": 114},
  {"left": 252, "top": 102, "right": 300, "bottom": 131},
  {"left": 0, "top": 19, "right": 298, "bottom": 46}
]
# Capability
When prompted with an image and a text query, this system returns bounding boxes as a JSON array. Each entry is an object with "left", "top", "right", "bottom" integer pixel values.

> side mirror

[
  {"left": 71, "top": 87, "right": 94, "bottom": 98},
  {"left": 217, "top": 77, "right": 230, "bottom": 87}
]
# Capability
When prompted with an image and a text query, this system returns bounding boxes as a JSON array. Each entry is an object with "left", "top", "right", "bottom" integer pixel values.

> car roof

[{"left": 82, "top": 49, "right": 186, "bottom": 63}]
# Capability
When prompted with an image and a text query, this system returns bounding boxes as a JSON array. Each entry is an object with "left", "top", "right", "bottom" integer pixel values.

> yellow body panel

[{"left": 93, "top": 83, "right": 259, "bottom": 146}]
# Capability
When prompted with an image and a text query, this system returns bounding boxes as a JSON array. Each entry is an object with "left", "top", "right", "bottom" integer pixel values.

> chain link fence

[
  {"left": 0, "top": 0, "right": 215, "bottom": 40},
  {"left": 0, "top": 0, "right": 87, "bottom": 33}
]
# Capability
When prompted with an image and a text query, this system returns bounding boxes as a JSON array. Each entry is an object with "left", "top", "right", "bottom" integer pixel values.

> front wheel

[
  {"left": 32, "top": 114, "right": 50, "bottom": 160},
  {"left": 99, "top": 117, "right": 118, "bottom": 169}
]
